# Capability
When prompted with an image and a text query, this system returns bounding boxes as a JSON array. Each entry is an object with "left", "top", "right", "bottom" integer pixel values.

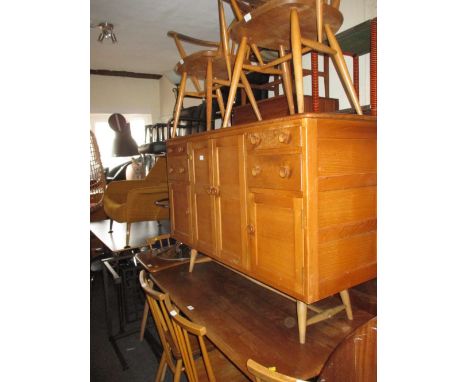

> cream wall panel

[{"left": 90, "top": 75, "right": 160, "bottom": 122}]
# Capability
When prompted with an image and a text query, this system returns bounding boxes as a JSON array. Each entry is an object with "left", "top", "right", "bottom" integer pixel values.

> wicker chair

[
  {"left": 90, "top": 130, "right": 106, "bottom": 213},
  {"left": 103, "top": 156, "right": 169, "bottom": 247}
]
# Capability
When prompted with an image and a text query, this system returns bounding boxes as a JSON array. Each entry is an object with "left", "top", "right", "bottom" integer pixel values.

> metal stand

[{"left": 101, "top": 251, "right": 161, "bottom": 370}]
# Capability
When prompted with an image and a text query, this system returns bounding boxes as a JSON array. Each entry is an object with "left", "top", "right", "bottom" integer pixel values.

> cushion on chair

[{"left": 103, "top": 157, "right": 169, "bottom": 223}]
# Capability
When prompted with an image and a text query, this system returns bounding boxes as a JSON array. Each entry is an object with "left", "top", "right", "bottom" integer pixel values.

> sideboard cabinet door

[
  {"left": 169, "top": 181, "right": 192, "bottom": 245},
  {"left": 247, "top": 191, "right": 305, "bottom": 296},
  {"left": 191, "top": 141, "right": 216, "bottom": 256},
  {"left": 212, "top": 135, "right": 248, "bottom": 269}
]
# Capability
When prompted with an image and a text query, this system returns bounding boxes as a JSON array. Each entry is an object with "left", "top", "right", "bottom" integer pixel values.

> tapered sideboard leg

[
  {"left": 189, "top": 248, "right": 198, "bottom": 273},
  {"left": 339, "top": 289, "right": 354, "bottom": 320},
  {"left": 297, "top": 300, "right": 307, "bottom": 344}
]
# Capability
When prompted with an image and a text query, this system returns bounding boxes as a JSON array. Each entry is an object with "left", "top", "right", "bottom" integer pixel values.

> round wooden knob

[
  {"left": 247, "top": 224, "right": 255, "bottom": 234},
  {"left": 206, "top": 187, "right": 212, "bottom": 195},
  {"left": 279, "top": 165, "right": 291, "bottom": 178},
  {"left": 185, "top": 209, "right": 190, "bottom": 215},
  {"left": 251, "top": 165, "right": 262, "bottom": 177},
  {"left": 249, "top": 133, "right": 261, "bottom": 146},
  {"left": 278, "top": 132, "right": 290, "bottom": 144},
  {"left": 211, "top": 187, "right": 220, "bottom": 196},
  {"left": 168, "top": 167, "right": 174, "bottom": 174},
  {"left": 178, "top": 167, "right": 185, "bottom": 174}
]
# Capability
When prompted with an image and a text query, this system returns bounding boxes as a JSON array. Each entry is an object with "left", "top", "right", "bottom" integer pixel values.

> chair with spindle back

[
  {"left": 140, "top": 270, "right": 218, "bottom": 381},
  {"left": 164, "top": 298, "right": 249, "bottom": 382},
  {"left": 247, "top": 359, "right": 306, "bottom": 382},
  {"left": 247, "top": 316, "right": 377, "bottom": 382},
  {"left": 168, "top": 0, "right": 261, "bottom": 136},
  {"left": 139, "top": 233, "right": 175, "bottom": 341},
  {"left": 222, "top": 0, "right": 362, "bottom": 128},
  {"left": 140, "top": 270, "right": 184, "bottom": 382}
]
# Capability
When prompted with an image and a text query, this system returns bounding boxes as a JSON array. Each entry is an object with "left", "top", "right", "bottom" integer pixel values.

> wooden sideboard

[{"left": 167, "top": 113, "right": 376, "bottom": 341}]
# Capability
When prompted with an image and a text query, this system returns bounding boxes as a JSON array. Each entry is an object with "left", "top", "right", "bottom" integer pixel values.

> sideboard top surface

[{"left": 168, "top": 113, "right": 377, "bottom": 143}]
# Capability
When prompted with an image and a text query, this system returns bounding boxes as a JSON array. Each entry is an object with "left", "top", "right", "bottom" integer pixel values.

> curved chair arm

[
  {"left": 126, "top": 185, "right": 168, "bottom": 205},
  {"left": 105, "top": 179, "right": 151, "bottom": 197},
  {"left": 167, "top": 30, "right": 220, "bottom": 48}
]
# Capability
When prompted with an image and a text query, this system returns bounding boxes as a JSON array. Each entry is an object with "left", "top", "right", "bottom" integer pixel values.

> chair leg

[
  {"left": 174, "top": 360, "right": 183, "bottom": 382},
  {"left": 140, "top": 300, "right": 149, "bottom": 341},
  {"left": 222, "top": 36, "right": 248, "bottom": 127},
  {"left": 240, "top": 71, "right": 262, "bottom": 121},
  {"left": 108, "top": 219, "right": 113, "bottom": 233},
  {"left": 324, "top": 24, "right": 363, "bottom": 115},
  {"left": 206, "top": 57, "right": 213, "bottom": 131},
  {"left": 216, "top": 88, "right": 225, "bottom": 119},
  {"left": 125, "top": 222, "right": 131, "bottom": 248},
  {"left": 279, "top": 44, "right": 295, "bottom": 114},
  {"left": 172, "top": 71, "right": 188, "bottom": 138},
  {"left": 154, "top": 351, "right": 168, "bottom": 382},
  {"left": 291, "top": 8, "right": 304, "bottom": 114}
]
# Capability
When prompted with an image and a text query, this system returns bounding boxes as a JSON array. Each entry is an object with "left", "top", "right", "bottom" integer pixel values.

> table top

[
  {"left": 151, "top": 261, "right": 374, "bottom": 380},
  {"left": 90, "top": 219, "right": 170, "bottom": 253}
]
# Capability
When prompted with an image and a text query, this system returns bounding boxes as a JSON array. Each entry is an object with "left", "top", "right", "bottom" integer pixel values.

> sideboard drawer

[
  {"left": 245, "top": 124, "right": 302, "bottom": 152},
  {"left": 167, "top": 155, "right": 189, "bottom": 181},
  {"left": 247, "top": 153, "right": 302, "bottom": 191},
  {"left": 167, "top": 143, "right": 187, "bottom": 156}
]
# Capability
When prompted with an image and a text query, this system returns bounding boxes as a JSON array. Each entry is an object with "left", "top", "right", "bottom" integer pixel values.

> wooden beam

[{"left": 90, "top": 69, "right": 162, "bottom": 80}]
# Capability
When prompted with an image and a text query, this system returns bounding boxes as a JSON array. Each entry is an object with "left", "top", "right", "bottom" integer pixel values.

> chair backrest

[
  {"left": 247, "top": 316, "right": 377, "bottom": 382},
  {"left": 247, "top": 359, "right": 306, "bottom": 382},
  {"left": 144, "top": 156, "right": 168, "bottom": 183},
  {"left": 146, "top": 233, "right": 173, "bottom": 252},
  {"left": 164, "top": 299, "right": 215, "bottom": 382},
  {"left": 90, "top": 130, "right": 106, "bottom": 212},
  {"left": 139, "top": 270, "right": 181, "bottom": 369},
  {"left": 318, "top": 316, "right": 377, "bottom": 382}
]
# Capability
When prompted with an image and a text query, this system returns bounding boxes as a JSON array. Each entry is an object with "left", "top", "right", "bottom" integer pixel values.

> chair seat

[
  {"left": 230, "top": 0, "right": 343, "bottom": 50},
  {"left": 175, "top": 50, "right": 235, "bottom": 80},
  {"left": 194, "top": 348, "right": 249, "bottom": 382}
]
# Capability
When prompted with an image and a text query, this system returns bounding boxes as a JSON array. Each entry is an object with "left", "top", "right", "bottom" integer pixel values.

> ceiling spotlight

[{"left": 97, "top": 22, "right": 117, "bottom": 43}]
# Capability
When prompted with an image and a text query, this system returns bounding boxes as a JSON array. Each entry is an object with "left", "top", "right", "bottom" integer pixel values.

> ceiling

[{"left": 90, "top": 0, "right": 235, "bottom": 77}]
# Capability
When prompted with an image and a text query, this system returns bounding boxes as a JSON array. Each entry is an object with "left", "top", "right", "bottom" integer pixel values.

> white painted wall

[{"left": 90, "top": 75, "right": 160, "bottom": 122}]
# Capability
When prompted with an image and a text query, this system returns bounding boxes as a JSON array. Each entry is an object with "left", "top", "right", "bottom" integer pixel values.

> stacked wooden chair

[
  {"left": 168, "top": 0, "right": 261, "bottom": 136},
  {"left": 162, "top": 294, "right": 249, "bottom": 381},
  {"left": 139, "top": 270, "right": 248, "bottom": 381},
  {"left": 222, "top": 0, "right": 363, "bottom": 127}
]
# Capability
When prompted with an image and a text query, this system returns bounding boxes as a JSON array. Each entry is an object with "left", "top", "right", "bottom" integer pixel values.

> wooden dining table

[{"left": 150, "top": 260, "right": 374, "bottom": 380}]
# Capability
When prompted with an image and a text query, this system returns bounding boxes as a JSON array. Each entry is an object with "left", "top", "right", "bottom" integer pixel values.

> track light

[{"left": 97, "top": 22, "right": 117, "bottom": 43}]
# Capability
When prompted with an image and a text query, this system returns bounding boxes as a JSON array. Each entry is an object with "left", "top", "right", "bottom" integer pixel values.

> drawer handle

[
  {"left": 178, "top": 167, "right": 185, "bottom": 174},
  {"left": 168, "top": 167, "right": 174, "bottom": 174},
  {"left": 249, "top": 133, "right": 261, "bottom": 146},
  {"left": 210, "top": 187, "right": 220, "bottom": 196},
  {"left": 247, "top": 224, "right": 255, "bottom": 234},
  {"left": 251, "top": 165, "right": 262, "bottom": 177},
  {"left": 206, "top": 187, "right": 212, "bottom": 195},
  {"left": 278, "top": 132, "right": 291, "bottom": 144},
  {"left": 185, "top": 209, "right": 190, "bottom": 215},
  {"left": 279, "top": 165, "right": 291, "bottom": 179},
  {"left": 177, "top": 146, "right": 184, "bottom": 153}
]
